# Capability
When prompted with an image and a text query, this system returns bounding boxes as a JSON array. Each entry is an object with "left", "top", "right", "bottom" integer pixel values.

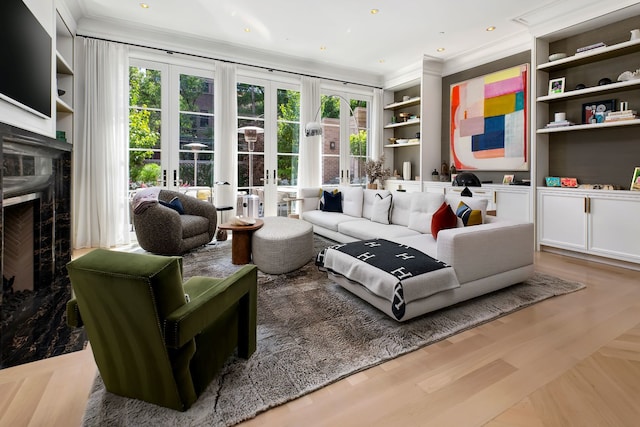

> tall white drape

[
  {"left": 73, "top": 38, "right": 130, "bottom": 249},
  {"left": 213, "top": 62, "right": 238, "bottom": 208},
  {"left": 298, "top": 77, "right": 321, "bottom": 188},
  {"left": 370, "top": 88, "right": 384, "bottom": 160}
]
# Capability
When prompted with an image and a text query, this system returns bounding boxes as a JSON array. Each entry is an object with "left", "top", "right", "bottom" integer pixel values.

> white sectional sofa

[{"left": 299, "top": 186, "right": 534, "bottom": 321}]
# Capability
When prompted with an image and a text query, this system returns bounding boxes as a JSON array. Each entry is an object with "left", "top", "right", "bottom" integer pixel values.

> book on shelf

[
  {"left": 576, "top": 42, "right": 607, "bottom": 53},
  {"left": 605, "top": 110, "right": 638, "bottom": 122}
]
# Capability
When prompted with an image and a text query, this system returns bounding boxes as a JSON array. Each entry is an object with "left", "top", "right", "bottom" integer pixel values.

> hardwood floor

[{"left": 1, "top": 251, "right": 638, "bottom": 427}]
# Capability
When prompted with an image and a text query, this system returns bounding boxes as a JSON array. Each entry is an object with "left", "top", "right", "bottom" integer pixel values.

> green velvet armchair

[{"left": 66, "top": 248, "right": 257, "bottom": 411}]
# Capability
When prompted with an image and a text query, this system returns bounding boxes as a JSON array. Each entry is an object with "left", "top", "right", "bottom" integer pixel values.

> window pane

[
  {"left": 179, "top": 151, "right": 213, "bottom": 187},
  {"left": 129, "top": 67, "right": 161, "bottom": 108},
  {"left": 277, "top": 122, "right": 299, "bottom": 153},
  {"left": 277, "top": 89, "right": 300, "bottom": 121},
  {"left": 180, "top": 74, "right": 213, "bottom": 114},
  {"left": 180, "top": 112, "right": 214, "bottom": 148},
  {"left": 277, "top": 155, "right": 298, "bottom": 186},
  {"left": 322, "top": 155, "right": 340, "bottom": 185},
  {"left": 237, "top": 83, "right": 264, "bottom": 117}
]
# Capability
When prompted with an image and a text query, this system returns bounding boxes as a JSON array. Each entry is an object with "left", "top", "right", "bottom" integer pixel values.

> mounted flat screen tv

[{"left": 0, "top": 0, "right": 52, "bottom": 118}]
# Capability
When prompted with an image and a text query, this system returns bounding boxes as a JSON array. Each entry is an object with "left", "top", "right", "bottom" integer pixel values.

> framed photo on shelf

[
  {"left": 548, "top": 77, "right": 565, "bottom": 95},
  {"left": 582, "top": 99, "right": 616, "bottom": 124},
  {"left": 502, "top": 174, "right": 514, "bottom": 184},
  {"left": 631, "top": 167, "right": 640, "bottom": 191},
  {"left": 545, "top": 177, "right": 560, "bottom": 187}
]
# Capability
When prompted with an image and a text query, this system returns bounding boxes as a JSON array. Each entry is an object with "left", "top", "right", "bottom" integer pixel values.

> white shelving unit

[
  {"left": 532, "top": 13, "right": 640, "bottom": 267},
  {"left": 55, "top": 10, "right": 74, "bottom": 144}
]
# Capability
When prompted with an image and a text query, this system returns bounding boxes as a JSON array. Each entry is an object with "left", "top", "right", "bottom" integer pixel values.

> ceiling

[{"left": 63, "top": 0, "right": 631, "bottom": 79}]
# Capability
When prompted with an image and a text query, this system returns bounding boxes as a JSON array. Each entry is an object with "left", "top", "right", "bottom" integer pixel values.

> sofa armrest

[
  {"left": 436, "top": 221, "right": 534, "bottom": 284},
  {"left": 164, "top": 265, "right": 257, "bottom": 349},
  {"left": 177, "top": 194, "right": 217, "bottom": 238},
  {"left": 298, "top": 187, "right": 322, "bottom": 213}
]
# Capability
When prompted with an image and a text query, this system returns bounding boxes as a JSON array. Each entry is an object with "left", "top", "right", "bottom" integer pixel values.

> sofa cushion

[
  {"left": 339, "top": 185, "right": 364, "bottom": 218},
  {"left": 321, "top": 190, "right": 342, "bottom": 212},
  {"left": 301, "top": 210, "right": 362, "bottom": 232},
  {"left": 431, "top": 202, "right": 457, "bottom": 239},
  {"left": 181, "top": 215, "right": 210, "bottom": 238},
  {"left": 338, "top": 220, "right": 420, "bottom": 241},
  {"left": 362, "top": 189, "right": 390, "bottom": 219},
  {"left": 390, "top": 191, "right": 413, "bottom": 227},
  {"left": 407, "top": 192, "right": 445, "bottom": 234},
  {"left": 371, "top": 193, "right": 393, "bottom": 224},
  {"left": 456, "top": 201, "right": 483, "bottom": 226}
]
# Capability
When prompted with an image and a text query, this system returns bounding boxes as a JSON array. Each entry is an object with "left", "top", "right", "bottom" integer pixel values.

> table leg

[{"left": 230, "top": 230, "right": 252, "bottom": 264}]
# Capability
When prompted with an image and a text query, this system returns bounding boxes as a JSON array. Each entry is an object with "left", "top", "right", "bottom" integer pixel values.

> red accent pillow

[{"left": 431, "top": 202, "right": 457, "bottom": 239}]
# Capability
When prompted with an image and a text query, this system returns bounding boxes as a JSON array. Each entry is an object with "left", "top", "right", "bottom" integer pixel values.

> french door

[
  {"left": 237, "top": 77, "right": 300, "bottom": 217},
  {"left": 129, "top": 59, "right": 215, "bottom": 197},
  {"left": 320, "top": 91, "right": 370, "bottom": 186}
]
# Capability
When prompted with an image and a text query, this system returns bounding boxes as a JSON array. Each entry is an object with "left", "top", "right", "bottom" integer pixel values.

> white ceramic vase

[{"left": 402, "top": 161, "right": 411, "bottom": 181}]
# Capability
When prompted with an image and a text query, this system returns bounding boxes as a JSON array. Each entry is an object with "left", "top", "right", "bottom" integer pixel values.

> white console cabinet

[{"left": 538, "top": 189, "right": 640, "bottom": 264}]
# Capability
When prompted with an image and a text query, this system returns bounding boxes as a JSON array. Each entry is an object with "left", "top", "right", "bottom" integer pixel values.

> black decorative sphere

[
  {"left": 598, "top": 78, "right": 612, "bottom": 86},
  {"left": 453, "top": 172, "right": 481, "bottom": 187},
  {"left": 575, "top": 83, "right": 586, "bottom": 90}
]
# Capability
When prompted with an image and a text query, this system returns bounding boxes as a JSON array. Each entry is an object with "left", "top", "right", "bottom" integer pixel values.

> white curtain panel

[
  {"left": 73, "top": 38, "right": 130, "bottom": 249},
  {"left": 298, "top": 76, "right": 321, "bottom": 188},
  {"left": 213, "top": 62, "right": 238, "bottom": 208},
  {"left": 370, "top": 88, "right": 384, "bottom": 160}
]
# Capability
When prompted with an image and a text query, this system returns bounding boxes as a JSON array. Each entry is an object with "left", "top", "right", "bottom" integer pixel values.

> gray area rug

[{"left": 83, "top": 236, "right": 585, "bottom": 426}]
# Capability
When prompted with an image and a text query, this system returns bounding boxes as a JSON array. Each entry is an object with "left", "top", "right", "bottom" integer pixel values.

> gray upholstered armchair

[{"left": 133, "top": 189, "right": 217, "bottom": 255}]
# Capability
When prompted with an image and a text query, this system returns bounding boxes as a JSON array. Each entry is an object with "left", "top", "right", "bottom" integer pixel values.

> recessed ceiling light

[
  {"left": 370, "top": 9, "right": 379, "bottom": 15},
  {"left": 486, "top": 26, "right": 496, "bottom": 31},
  {"left": 244, "top": 28, "right": 251, "bottom": 33},
  {"left": 379, "top": 59, "right": 385, "bottom": 63},
  {"left": 437, "top": 47, "right": 445, "bottom": 52},
  {"left": 320, "top": 46, "right": 327, "bottom": 51},
  {"left": 140, "top": 3, "right": 149, "bottom": 8}
]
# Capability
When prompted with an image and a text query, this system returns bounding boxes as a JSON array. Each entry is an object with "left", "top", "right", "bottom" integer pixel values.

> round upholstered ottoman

[{"left": 251, "top": 216, "right": 314, "bottom": 274}]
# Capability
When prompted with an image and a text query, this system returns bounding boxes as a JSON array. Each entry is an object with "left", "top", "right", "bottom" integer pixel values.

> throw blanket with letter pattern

[{"left": 317, "top": 239, "right": 459, "bottom": 320}]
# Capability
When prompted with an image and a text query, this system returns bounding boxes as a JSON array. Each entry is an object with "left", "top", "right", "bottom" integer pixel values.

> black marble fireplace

[{"left": 0, "top": 122, "right": 84, "bottom": 368}]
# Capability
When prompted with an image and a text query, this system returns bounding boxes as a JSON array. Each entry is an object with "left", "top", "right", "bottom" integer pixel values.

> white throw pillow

[
  {"left": 370, "top": 193, "right": 393, "bottom": 224},
  {"left": 339, "top": 185, "right": 364, "bottom": 217},
  {"left": 407, "top": 192, "right": 445, "bottom": 234}
]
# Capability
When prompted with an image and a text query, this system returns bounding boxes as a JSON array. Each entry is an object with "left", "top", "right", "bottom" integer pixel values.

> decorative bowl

[
  {"left": 398, "top": 112, "right": 411, "bottom": 122},
  {"left": 548, "top": 53, "right": 567, "bottom": 62},
  {"left": 396, "top": 139, "right": 409, "bottom": 144},
  {"left": 388, "top": 137, "right": 397, "bottom": 144}
]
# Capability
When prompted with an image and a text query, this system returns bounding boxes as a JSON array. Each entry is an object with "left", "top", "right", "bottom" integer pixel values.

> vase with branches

[{"left": 364, "top": 155, "right": 391, "bottom": 188}]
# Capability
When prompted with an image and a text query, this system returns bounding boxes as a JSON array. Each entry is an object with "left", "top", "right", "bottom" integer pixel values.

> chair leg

[{"left": 237, "top": 286, "right": 256, "bottom": 359}]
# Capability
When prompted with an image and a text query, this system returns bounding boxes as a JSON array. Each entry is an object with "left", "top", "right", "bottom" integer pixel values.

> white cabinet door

[
  {"left": 538, "top": 191, "right": 587, "bottom": 250},
  {"left": 588, "top": 196, "right": 640, "bottom": 263},
  {"left": 495, "top": 188, "right": 531, "bottom": 222}
]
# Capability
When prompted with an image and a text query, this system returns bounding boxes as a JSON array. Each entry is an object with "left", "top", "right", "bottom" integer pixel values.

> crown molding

[{"left": 77, "top": 17, "right": 384, "bottom": 89}]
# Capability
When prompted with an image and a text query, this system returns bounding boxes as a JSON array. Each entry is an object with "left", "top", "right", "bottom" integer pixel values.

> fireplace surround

[{"left": 0, "top": 122, "right": 82, "bottom": 368}]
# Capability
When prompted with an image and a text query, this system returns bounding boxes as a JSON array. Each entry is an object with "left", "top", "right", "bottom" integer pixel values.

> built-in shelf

[
  {"left": 384, "top": 118, "right": 420, "bottom": 129},
  {"left": 537, "top": 118, "right": 640, "bottom": 133},
  {"left": 56, "top": 52, "right": 73, "bottom": 76},
  {"left": 537, "top": 78, "right": 640, "bottom": 102},
  {"left": 537, "top": 38, "right": 640, "bottom": 71},
  {"left": 384, "top": 97, "right": 421, "bottom": 110},
  {"left": 56, "top": 98, "right": 73, "bottom": 114},
  {"left": 384, "top": 141, "right": 420, "bottom": 148}
]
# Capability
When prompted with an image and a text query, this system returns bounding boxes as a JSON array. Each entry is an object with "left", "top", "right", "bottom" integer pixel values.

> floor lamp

[
  {"left": 184, "top": 142, "right": 207, "bottom": 186},
  {"left": 237, "top": 126, "right": 264, "bottom": 189}
]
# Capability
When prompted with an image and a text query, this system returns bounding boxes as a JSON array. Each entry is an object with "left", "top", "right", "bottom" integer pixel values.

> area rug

[{"left": 83, "top": 236, "right": 585, "bottom": 426}]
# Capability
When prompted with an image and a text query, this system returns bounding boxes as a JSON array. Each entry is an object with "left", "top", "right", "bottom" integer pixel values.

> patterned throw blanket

[{"left": 317, "top": 239, "right": 459, "bottom": 320}]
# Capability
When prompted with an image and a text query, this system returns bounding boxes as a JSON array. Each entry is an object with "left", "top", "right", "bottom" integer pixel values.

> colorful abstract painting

[{"left": 450, "top": 64, "right": 528, "bottom": 171}]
